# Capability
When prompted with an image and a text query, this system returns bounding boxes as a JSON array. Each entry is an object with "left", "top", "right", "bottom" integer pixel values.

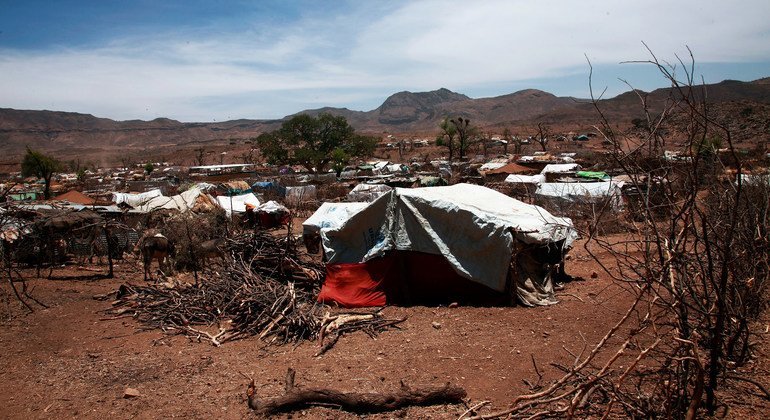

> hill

[{"left": 1, "top": 77, "right": 768, "bottom": 166}]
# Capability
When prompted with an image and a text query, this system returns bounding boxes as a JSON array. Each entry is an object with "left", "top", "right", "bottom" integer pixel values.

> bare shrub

[{"left": 466, "top": 46, "right": 770, "bottom": 419}]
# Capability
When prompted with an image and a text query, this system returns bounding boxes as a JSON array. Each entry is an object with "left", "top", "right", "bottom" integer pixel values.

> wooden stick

[{"left": 249, "top": 382, "right": 466, "bottom": 415}]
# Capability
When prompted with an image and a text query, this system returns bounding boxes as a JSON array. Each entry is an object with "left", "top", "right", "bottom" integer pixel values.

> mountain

[{"left": 1, "top": 78, "right": 768, "bottom": 165}]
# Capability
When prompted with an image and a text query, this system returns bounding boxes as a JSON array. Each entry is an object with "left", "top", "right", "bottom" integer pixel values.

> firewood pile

[{"left": 107, "top": 230, "right": 404, "bottom": 350}]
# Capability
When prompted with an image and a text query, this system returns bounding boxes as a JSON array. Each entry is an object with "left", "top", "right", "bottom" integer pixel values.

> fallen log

[{"left": 247, "top": 377, "right": 466, "bottom": 415}]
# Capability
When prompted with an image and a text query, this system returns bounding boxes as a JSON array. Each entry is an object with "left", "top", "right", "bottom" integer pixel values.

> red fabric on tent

[
  {"left": 318, "top": 252, "right": 506, "bottom": 307},
  {"left": 317, "top": 256, "right": 396, "bottom": 307}
]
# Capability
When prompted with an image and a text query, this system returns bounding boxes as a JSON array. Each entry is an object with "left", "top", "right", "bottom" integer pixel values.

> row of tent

[
  {"left": 501, "top": 163, "right": 625, "bottom": 211},
  {"left": 111, "top": 184, "right": 308, "bottom": 217}
]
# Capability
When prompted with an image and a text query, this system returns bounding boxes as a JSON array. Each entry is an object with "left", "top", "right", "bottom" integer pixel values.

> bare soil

[{"left": 1, "top": 238, "right": 768, "bottom": 419}]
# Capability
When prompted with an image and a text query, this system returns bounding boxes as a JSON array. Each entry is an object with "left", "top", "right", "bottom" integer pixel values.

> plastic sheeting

[
  {"left": 136, "top": 187, "right": 204, "bottom": 213},
  {"left": 346, "top": 183, "right": 392, "bottom": 202},
  {"left": 504, "top": 174, "right": 546, "bottom": 184},
  {"left": 303, "top": 202, "right": 370, "bottom": 234},
  {"left": 113, "top": 189, "right": 162, "bottom": 207},
  {"left": 215, "top": 193, "right": 261, "bottom": 216},
  {"left": 317, "top": 184, "right": 576, "bottom": 295},
  {"left": 540, "top": 163, "right": 581, "bottom": 174},
  {"left": 535, "top": 181, "right": 625, "bottom": 211}
]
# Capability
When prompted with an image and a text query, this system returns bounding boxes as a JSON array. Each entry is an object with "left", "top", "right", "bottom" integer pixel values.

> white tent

[
  {"left": 346, "top": 183, "right": 393, "bottom": 202},
  {"left": 540, "top": 163, "right": 581, "bottom": 174},
  {"left": 112, "top": 189, "right": 162, "bottom": 207},
  {"left": 136, "top": 187, "right": 205, "bottom": 213},
  {"left": 504, "top": 174, "right": 546, "bottom": 184},
  {"left": 303, "top": 202, "right": 370, "bottom": 235},
  {"left": 535, "top": 181, "right": 625, "bottom": 211},
  {"left": 215, "top": 193, "right": 261, "bottom": 216},
  {"left": 313, "top": 184, "right": 577, "bottom": 306}
]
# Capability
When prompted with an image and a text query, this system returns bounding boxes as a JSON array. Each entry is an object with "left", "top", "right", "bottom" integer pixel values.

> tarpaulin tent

[
  {"left": 540, "top": 163, "right": 581, "bottom": 174},
  {"left": 252, "top": 181, "right": 287, "bottom": 197},
  {"left": 216, "top": 192, "right": 261, "bottom": 216},
  {"left": 535, "top": 181, "right": 625, "bottom": 211},
  {"left": 309, "top": 184, "right": 577, "bottom": 307},
  {"left": 113, "top": 189, "right": 162, "bottom": 208},
  {"left": 136, "top": 187, "right": 206, "bottom": 213},
  {"left": 346, "top": 183, "right": 392, "bottom": 202}
]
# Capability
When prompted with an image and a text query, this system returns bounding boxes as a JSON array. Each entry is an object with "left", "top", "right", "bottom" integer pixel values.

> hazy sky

[{"left": 1, "top": 0, "right": 769, "bottom": 122}]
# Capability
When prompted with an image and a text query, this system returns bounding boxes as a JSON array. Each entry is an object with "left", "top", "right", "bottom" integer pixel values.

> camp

[{"left": 304, "top": 183, "right": 577, "bottom": 307}]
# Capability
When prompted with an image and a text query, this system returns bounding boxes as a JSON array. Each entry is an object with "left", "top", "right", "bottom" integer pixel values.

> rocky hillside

[{"left": 1, "top": 78, "right": 768, "bottom": 164}]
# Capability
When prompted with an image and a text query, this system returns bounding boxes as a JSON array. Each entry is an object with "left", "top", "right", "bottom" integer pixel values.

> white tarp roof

[
  {"left": 303, "top": 202, "right": 370, "bottom": 234},
  {"left": 504, "top": 174, "right": 546, "bottom": 184},
  {"left": 541, "top": 163, "right": 581, "bottom": 174},
  {"left": 216, "top": 193, "right": 261, "bottom": 216},
  {"left": 479, "top": 161, "right": 508, "bottom": 171},
  {"left": 536, "top": 181, "right": 624, "bottom": 210},
  {"left": 137, "top": 187, "right": 204, "bottom": 213},
  {"left": 318, "top": 184, "right": 576, "bottom": 293},
  {"left": 346, "top": 183, "right": 392, "bottom": 202},
  {"left": 113, "top": 189, "right": 162, "bottom": 207}
]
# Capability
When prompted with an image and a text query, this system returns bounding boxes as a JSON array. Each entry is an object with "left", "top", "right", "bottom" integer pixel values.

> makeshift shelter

[
  {"left": 216, "top": 192, "right": 261, "bottom": 216},
  {"left": 249, "top": 200, "right": 291, "bottom": 228},
  {"left": 52, "top": 190, "right": 98, "bottom": 205},
  {"left": 346, "top": 183, "right": 393, "bottom": 202},
  {"left": 252, "top": 181, "right": 287, "bottom": 197},
  {"left": 307, "top": 184, "right": 577, "bottom": 308},
  {"left": 535, "top": 181, "right": 625, "bottom": 211},
  {"left": 483, "top": 162, "right": 537, "bottom": 182},
  {"left": 113, "top": 189, "right": 162, "bottom": 208}
]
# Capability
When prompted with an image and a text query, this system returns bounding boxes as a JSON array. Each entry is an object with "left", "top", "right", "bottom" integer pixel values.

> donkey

[
  {"left": 196, "top": 238, "right": 228, "bottom": 268},
  {"left": 135, "top": 233, "right": 174, "bottom": 281}
]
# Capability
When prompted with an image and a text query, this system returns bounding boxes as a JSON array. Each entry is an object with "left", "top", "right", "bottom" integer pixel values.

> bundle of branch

[{"left": 108, "top": 230, "right": 402, "bottom": 352}]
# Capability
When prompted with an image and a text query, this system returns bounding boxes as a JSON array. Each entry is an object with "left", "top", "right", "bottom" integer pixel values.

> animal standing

[
  {"left": 135, "top": 233, "right": 174, "bottom": 281},
  {"left": 196, "top": 238, "right": 228, "bottom": 268}
]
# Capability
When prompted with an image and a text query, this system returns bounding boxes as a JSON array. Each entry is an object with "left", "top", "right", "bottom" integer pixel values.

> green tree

[
  {"left": 21, "top": 147, "right": 61, "bottom": 199},
  {"left": 436, "top": 117, "right": 458, "bottom": 161},
  {"left": 256, "top": 113, "right": 376, "bottom": 173},
  {"left": 144, "top": 162, "right": 155, "bottom": 175},
  {"left": 450, "top": 117, "right": 477, "bottom": 160}
]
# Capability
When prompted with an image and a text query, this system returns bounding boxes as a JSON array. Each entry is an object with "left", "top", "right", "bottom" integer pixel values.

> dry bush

[{"left": 466, "top": 47, "right": 770, "bottom": 420}]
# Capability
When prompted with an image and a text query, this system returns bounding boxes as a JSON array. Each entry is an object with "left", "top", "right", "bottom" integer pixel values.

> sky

[{"left": 1, "top": 0, "right": 769, "bottom": 122}]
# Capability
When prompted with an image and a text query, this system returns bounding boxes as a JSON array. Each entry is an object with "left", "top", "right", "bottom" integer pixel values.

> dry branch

[{"left": 247, "top": 375, "right": 466, "bottom": 416}]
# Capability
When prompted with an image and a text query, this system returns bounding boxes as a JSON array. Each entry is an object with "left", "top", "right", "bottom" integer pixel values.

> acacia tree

[
  {"left": 436, "top": 117, "right": 458, "bottom": 161},
  {"left": 451, "top": 117, "right": 477, "bottom": 160},
  {"left": 21, "top": 147, "right": 61, "bottom": 199},
  {"left": 256, "top": 113, "right": 376, "bottom": 173}
]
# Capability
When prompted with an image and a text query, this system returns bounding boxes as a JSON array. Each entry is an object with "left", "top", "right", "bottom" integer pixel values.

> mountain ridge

[{"left": 1, "top": 77, "right": 768, "bottom": 162}]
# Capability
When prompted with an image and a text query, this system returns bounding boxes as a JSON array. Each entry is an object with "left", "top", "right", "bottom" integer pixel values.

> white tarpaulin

[
  {"left": 318, "top": 184, "right": 576, "bottom": 296},
  {"left": 479, "top": 161, "right": 508, "bottom": 171},
  {"left": 113, "top": 189, "right": 162, "bottom": 207},
  {"left": 504, "top": 174, "right": 546, "bottom": 184},
  {"left": 136, "top": 187, "right": 204, "bottom": 213},
  {"left": 216, "top": 193, "right": 261, "bottom": 216},
  {"left": 540, "top": 163, "right": 581, "bottom": 174},
  {"left": 303, "top": 202, "right": 370, "bottom": 234},
  {"left": 536, "top": 181, "right": 625, "bottom": 210},
  {"left": 346, "top": 183, "right": 393, "bottom": 202}
]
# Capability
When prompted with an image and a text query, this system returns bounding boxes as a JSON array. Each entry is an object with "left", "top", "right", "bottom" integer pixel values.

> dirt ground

[{"left": 1, "top": 238, "right": 768, "bottom": 419}]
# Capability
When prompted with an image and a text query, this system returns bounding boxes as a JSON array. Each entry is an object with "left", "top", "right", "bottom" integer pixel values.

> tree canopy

[
  {"left": 256, "top": 113, "right": 376, "bottom": 173},
  {"left": 436, "top": 116, "right": 478, "bottom": 161},
  {"left": 21, "top": 147, "right": 61, "bottom": 199}
]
